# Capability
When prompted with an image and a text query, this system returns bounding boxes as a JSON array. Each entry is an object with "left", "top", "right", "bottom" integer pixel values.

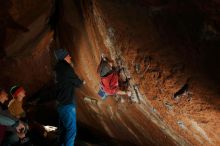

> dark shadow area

[
  {"left": 138, "top": 0, "right": 220, "bottom": 103},
  {"left": 76, "top": 122, "right": 137, "bottom": 146},
  {"left": 23, "top": 85, "right": 137, "bottom": 146},
  {"left": 0, "top": 0, "right": 29, "bottom": 57}
]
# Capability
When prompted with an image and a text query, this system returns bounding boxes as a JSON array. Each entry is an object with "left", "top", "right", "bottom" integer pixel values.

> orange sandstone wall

[{"left": 0, "top": 0, "right": 220, "bottom": 145}]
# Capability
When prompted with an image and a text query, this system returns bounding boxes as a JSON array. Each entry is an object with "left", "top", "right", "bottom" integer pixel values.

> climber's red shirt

[{"left": 101, "top": 72, "right": 119, "bottom": 95}]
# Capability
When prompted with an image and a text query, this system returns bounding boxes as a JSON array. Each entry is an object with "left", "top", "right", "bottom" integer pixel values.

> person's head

[
  {"left": 55, "top": 49, "right": 72, "bottom": 64},
  {"left": 0, "top": 88, "right": 8, "bottom": 104},
  {"left": 10, "top": 85, "right": 26, "bottom": 102}
]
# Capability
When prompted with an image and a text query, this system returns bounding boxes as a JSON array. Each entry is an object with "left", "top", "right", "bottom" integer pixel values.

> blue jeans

[{"left": 57, "top": 104, "right": 76, "bottom": 146}]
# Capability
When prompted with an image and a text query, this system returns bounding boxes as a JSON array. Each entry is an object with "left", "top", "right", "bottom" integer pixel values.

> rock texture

[
  {"left": 0, "top": 0, "right": 220, "bottom": 145},
  {"left": 0, "top": 0, "right": 53, "bottom": 91}
]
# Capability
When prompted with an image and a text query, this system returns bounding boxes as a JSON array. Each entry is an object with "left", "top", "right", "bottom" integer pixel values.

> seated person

[
  {"left": 0, "top": 88, "right": 26, "bottom": 146},
  {"left": 97, "top": 56, "right": 131, "bottom": 100},
  {"left": 8, "top": 85, "right": 47, "bottom": 141},
  {"left": 8, "top": 85, "right": 26, "bottom": 119}
]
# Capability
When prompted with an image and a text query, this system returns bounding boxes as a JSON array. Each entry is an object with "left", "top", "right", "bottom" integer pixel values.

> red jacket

[{"left": 101, "top": 72, "right": 119, "bottom": 95}]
